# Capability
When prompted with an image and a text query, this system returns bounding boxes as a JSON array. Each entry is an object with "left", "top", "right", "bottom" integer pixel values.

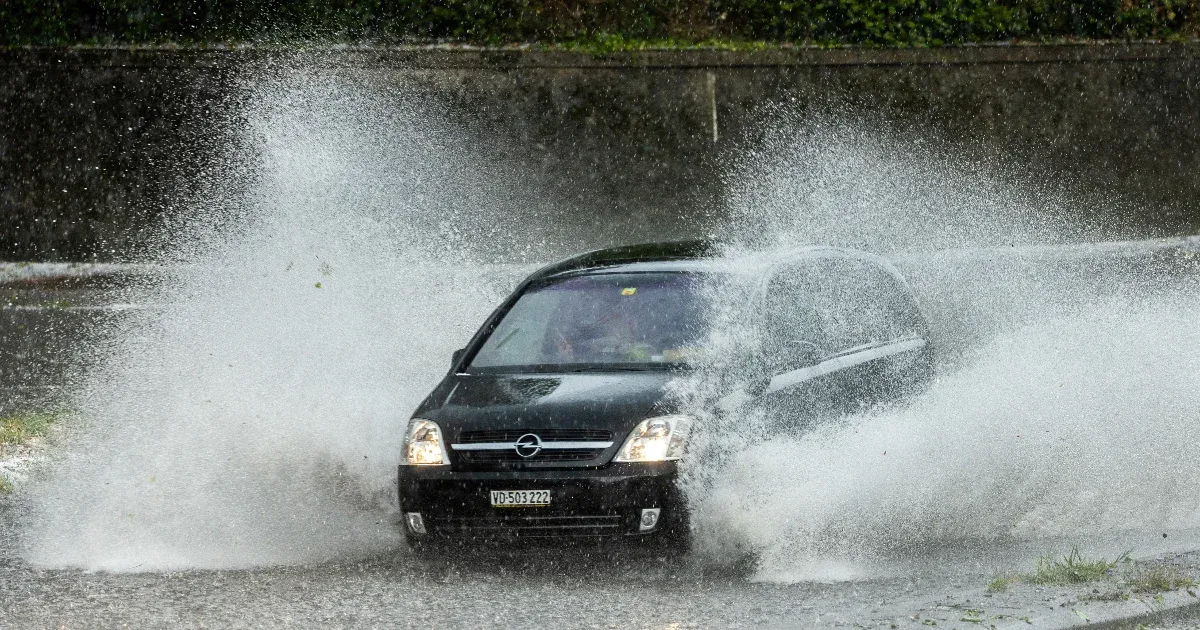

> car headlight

[
  {"left": 402, "top": 419, "right": 449, "bottom": 466},
  {"left": 614, "top": 415, "right": 692, "bottom": 462}
]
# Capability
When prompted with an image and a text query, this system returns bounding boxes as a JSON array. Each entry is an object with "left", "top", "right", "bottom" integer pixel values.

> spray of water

[
  {"left": 20, "top": 71, "right": 1200, "bottom": 578},
  {"left": 722, "top": 110, "right": 1134, "bottom": 253},
  {"left": 21, "top": 62, "right": 531, "bottom": 570},
  {"left": 677, "top": 112, "right": 1200, "bottom": 581},
  {"left": 685, "top": 294, "right": 1200, "bottom": 576}
]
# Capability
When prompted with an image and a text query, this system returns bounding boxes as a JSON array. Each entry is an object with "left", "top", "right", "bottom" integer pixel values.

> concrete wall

[{"left": 2, "top": 44, "right": 1198, "bottom": 261}]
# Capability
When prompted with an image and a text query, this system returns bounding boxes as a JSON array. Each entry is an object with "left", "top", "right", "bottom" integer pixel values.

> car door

[
  {"left": 756, "top": 263, "right": 846, "bottom": 429},
  {"left": 803, "top": 256, "right": 933, "bottom": 411}
]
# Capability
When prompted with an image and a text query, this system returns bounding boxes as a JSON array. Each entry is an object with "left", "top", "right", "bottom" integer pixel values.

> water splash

[
  {"left": 722, "top": 110, "right": 1132, "bottom": 253},
  {"left": 20, "top": 75, "right": 1200, "bottom": 579},
  {"left": 680, "top": 112, "right": 1200, "bottom": 581},
  {"left": 21, "top": 63, "right": 527, "bottom": 571},
  {"left": 690, "top": 295, "right": 1200, "bottom": 581}
]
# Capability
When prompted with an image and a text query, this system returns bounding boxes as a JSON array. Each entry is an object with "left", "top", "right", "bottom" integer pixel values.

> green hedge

[{"left": 2, "top": 0, "right": 1198, "bottom": 47}]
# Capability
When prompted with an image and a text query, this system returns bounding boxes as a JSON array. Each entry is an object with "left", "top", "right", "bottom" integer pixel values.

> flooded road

[
  {"left": 0, "top": 522, "right": 918, "bottom": 628},
  {"left": 6, "top": 504, "right": 1200, "bottom": 628},
  {"left": 4, "top": 239, "right": 1200, "bottom": 627}
]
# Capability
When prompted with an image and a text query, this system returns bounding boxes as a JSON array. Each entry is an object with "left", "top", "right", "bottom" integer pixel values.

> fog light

[
  {"left": 404, "top": 512, "right": 426, "bottom": 535},
  {"left": 639, "top": 508, "right": 661, "bottom": 532}
]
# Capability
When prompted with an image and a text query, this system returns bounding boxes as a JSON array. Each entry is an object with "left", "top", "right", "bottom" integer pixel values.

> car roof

[{"left": 531, "top": 240, "right": 902, "bottom": 282}]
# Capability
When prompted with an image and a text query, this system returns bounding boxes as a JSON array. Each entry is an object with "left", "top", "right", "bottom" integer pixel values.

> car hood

[{"left": 414, "top": 371, "right": 681, "bottom": 440}]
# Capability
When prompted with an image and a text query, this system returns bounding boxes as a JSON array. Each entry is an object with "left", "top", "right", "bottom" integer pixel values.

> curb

[{"left": 1081, "top": 590, "right": 1200, "bottom": 629}]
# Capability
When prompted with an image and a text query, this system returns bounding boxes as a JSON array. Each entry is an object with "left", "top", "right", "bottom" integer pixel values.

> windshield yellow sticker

[{"left": 621, "top": 287, "right": 637, "bottom": 296}]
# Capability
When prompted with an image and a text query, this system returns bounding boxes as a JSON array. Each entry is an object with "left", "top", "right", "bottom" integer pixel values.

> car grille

[
  {"left": 457, "top": 429, "right": 613, "bottom": 443},
  {"left": 453, "top": 428, "right": 614, "bottom": 467},
  {"left": 428, "top": 514, "right": 625, "bottom": 537},
  {"left": 457, "top": 448, "right": 599, "bottom": 463}
]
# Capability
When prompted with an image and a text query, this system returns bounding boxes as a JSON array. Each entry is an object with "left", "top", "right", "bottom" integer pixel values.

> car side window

[
  {"left": 762, "top": 269, "right": 828, "bottom": 368},
  {"left": 802, "top": 258, "right": 922, "bottom": 351},
  {"left": 870, "top": 267, "right": 925, "bottom": 340}
]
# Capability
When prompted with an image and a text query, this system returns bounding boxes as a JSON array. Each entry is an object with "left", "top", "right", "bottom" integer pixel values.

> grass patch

[
  {"left": 1130, "top": 565, "right": 1196, "bottom": 593},
  {"left": 987, "top": 547, "right": 1134, "bottom": 591},
  {"left": 987, "top": 573, "right": 1017, "bottom": 593},
  {"left": 0, "top": 475, "right": 11, "bottom": 494},
  {"left": 0, "top": 411, "right": 59, "bottom": 446},
  {"left": 1027, "top": 547, "right": 1126, "bottom": 585}
]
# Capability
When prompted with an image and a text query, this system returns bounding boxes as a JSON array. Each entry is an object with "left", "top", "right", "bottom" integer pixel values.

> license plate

[{"left": 490, "top": 489, "right": 551, "bottom": 507}]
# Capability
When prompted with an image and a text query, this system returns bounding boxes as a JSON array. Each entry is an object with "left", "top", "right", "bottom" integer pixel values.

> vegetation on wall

[{"left": 2, "top": 0, "right": 1198, "bottom": 47}]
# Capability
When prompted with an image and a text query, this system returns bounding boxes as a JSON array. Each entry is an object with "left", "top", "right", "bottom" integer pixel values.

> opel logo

[{"left": 514, "top": 433, "right": 542, "bottom": 458}]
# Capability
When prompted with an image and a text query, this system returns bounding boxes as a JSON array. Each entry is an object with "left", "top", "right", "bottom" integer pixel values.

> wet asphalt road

[
  {"left": 0, "top": 499, "right": 1104, "bottom": 629},
  {"left": 0, "top": 507, "right": 933, "bottom": 629},
  {"left": 6, "top": 517, "right": 1200, "bottom": 629}
]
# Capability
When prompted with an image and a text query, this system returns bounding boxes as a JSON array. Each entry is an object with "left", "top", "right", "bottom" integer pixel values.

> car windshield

[{"left": 468, "top": 272, "right": 707, "bottom": 372}]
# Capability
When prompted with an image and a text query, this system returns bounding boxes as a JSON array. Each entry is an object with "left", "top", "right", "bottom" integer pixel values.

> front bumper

[{"left": 397, "top": 462, "right": 684, "bottom": 541}]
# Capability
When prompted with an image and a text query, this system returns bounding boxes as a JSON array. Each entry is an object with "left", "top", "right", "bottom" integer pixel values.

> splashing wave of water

[
  {"left": 687, "top": 297, "right": 1200, "bottom": 581},
  {"left": 19, "top": 69, "right": 1200, "bottom": 577},
  {"left": 21, "top": 65, "right": 522, "bottom": 571}
]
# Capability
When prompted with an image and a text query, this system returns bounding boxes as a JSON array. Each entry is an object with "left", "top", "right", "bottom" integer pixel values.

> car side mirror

[{"left": 451, "top": 348, "right": 465, "bottom": 369}]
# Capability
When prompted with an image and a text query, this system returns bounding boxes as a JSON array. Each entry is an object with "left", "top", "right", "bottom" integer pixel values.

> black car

[{"left": 397, "top": 241, "right": 934, "bottom": 550}]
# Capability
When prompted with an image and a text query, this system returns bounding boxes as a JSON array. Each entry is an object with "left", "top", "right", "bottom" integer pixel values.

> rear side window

[{"left": 777, "top": 257, "right": 923, "bottom": 351}]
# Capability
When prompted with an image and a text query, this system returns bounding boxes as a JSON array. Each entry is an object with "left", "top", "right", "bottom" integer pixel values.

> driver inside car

[{"left": 543, "top": 288, "right": 655, "bottom": 364}]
